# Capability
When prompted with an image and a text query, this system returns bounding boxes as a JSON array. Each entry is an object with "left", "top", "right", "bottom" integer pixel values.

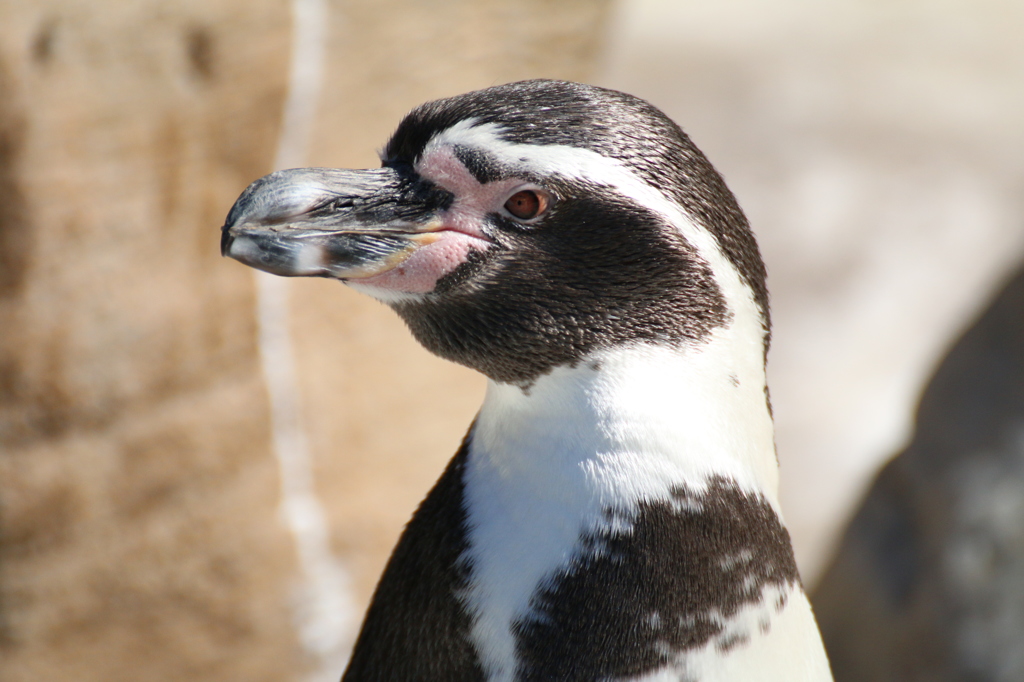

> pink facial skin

[{"left": 350, "top": 146, "right": 529, "bottom": 294}]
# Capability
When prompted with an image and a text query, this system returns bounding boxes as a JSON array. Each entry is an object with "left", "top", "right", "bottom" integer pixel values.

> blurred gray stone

[{"left": 813, "top": 261, "right": 1024, "bottom": 681}]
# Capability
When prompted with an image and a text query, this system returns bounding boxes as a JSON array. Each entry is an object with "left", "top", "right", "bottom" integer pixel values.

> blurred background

[{"left": 1, "top": 0, "right": 1022, "bottom": 680}]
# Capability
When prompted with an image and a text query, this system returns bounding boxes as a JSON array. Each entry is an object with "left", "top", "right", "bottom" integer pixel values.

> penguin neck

[{"left": 470, "top": 324, "right": 780, "bottom": 514}]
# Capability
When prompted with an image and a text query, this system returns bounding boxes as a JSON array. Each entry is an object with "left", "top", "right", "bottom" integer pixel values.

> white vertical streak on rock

[
  {"left": 256, "top": 0, "right": 355, "bottom": 679},
  {"left": 275, "top": 0, "right": 328, "bottom": 170}
]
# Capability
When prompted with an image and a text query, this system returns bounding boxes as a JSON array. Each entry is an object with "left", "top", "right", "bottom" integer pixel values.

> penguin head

[{"left": 222, "top": 80, "right": 767, "bottom": 386}]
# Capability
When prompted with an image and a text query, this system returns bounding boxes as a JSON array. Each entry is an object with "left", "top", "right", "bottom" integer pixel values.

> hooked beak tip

[{"left": 220, "top": 226, "right": 235, "bottom": 257}]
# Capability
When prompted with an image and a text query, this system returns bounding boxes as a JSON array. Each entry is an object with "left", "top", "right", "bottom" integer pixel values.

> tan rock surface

[
  {"left": 0, "top": 2, "right": 305, "bottom": 680},
  {"left": 0, "top": 1, "right": 611, "bottom": 679}
]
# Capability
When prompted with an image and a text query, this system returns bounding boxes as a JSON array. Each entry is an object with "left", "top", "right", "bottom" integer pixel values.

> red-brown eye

[{"left": 504, "top": 189, "right": 548, "bottom": 220}]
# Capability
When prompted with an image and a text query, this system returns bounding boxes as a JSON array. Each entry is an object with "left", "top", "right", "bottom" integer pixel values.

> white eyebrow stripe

[{"left": 423, "top": 119, "right": 763, "bottom": 334}]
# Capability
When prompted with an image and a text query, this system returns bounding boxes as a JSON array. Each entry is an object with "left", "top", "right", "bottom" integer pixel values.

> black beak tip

[{"left": 220, "top": 226, "right": 234, "bottom": 257}]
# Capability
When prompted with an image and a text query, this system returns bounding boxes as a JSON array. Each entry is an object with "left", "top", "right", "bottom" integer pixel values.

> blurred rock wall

[{"left": 0, "top": 1, "right": 610, "bottom": 680}]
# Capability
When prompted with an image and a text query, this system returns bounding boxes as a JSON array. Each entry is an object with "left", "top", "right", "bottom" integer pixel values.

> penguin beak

[{"left": 220, "top": 167, "right": 454, "bottom": 279}]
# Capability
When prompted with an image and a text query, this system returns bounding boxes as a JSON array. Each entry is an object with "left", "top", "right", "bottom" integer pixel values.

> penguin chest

[
  {"left": 456, "top": 383, "right": 824, "bottom": 679},
  {"left": 460, "top": 458, "right": 815, "bottom": 681}
]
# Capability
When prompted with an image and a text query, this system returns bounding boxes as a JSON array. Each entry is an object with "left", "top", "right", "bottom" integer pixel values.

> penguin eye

[{"left": 504, "top": 189, "right": 548, "bottom": 221}]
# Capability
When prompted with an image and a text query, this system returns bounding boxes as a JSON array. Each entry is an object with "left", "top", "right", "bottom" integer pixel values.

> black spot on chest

[{"left": 513, "top": 478, "right": 799, "bottom": 681}]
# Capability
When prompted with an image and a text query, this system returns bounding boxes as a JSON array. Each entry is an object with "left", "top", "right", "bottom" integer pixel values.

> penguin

[
  {"left": 813, "top": 262, "right": 1024, "bottom": 682},
  {"left": 221, "top": 79, "right": 833, "bottom": 682}
]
